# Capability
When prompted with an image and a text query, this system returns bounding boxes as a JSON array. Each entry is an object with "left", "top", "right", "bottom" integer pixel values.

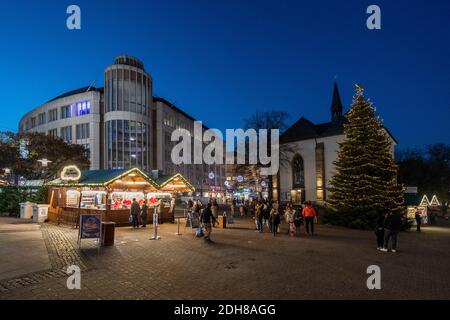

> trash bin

[
  {"left": 32, "top": 204, "right": 49, "bottom": 223},
  {"left": 20, "top": 202, "right": 34, "bottom": 219},
  {"left": 101, "top": 221, "right": 116, "bottom": 246}
]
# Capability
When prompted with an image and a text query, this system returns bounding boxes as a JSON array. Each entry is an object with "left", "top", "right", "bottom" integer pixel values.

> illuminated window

[
  {"left": 292, "top": 154, "right": 305, "bottom": 188},
  {"left": 75, "top": 101, "right": 91, "bottom": 116}
]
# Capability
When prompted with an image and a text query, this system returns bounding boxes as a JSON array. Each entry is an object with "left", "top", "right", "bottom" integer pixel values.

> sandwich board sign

[{"left": 78, "top": 214, "right": 102, "bottom": 249}]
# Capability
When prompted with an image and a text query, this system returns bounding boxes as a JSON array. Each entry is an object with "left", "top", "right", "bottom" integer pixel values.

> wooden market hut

[{"left": 46, "top": 167, "right": 194, "bottom": 227}]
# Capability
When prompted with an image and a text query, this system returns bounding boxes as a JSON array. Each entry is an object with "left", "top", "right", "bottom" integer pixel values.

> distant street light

[
  {"left": 37, "top": 159, "right": 52, "bottom": 180},
  {"left": 37, "top": 159, "right": 52, "bottom": 168}
]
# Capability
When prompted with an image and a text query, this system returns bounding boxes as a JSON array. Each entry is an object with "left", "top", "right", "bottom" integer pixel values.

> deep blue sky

[{"left": 0, "top": 0, "right": 449, "bottom": 149}]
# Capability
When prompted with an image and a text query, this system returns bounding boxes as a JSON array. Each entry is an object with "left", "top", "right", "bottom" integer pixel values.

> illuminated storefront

[{"left": 47, "top": 166, "right": 194, "bottom": 226}]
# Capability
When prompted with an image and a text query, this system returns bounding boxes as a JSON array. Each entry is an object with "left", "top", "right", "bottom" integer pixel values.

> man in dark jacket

[
  {"left": 415, "top": 210, "right": 422, "bottom": 232},
  {"left": 200, "top": 203, "right": 217, "bottom": 242},
  {"left": 141, "top": 202, "right": 148, "bottom": 228},
  {"left": 130, "top": 198, "right": 140, "bottom": 229},
  {"left": 381, "top": 213, "right": 402, "bottom": 253}
]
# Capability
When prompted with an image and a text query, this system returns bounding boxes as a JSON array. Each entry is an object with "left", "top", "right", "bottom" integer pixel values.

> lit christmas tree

[{"left": 327, "top": 85, "right": 405, "bottom": 229}]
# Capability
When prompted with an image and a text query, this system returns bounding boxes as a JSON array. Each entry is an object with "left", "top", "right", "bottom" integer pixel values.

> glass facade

[
  {"left": 105, "top": 68, "right": 151, "bottom": 115},
  {"left": 104, "top": 57, "right": 152, "bottom": 171},
  {"left": 105, "top": 120, "right": 149, "bottom": 171}
]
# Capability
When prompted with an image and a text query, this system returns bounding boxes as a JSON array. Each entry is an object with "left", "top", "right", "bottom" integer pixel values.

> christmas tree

[{"left": 327, "top": 85, "right": 405, "bottom": 229}]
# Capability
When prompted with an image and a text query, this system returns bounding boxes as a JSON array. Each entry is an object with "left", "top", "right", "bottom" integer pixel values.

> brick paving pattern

[{"left": 0, "top": 218, "right": 449, "bottom": 299}]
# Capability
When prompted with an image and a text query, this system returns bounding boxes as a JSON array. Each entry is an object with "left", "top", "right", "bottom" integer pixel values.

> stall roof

[
  {"left": 154, "top": 173, "right": 196, "bottom": 192},
  {"left": 47, "top": 168, "right": 194, "bottom": 191}
]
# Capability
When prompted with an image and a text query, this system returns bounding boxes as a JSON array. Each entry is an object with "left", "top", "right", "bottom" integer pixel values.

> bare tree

[{"left": 230, "top": 111, "right": 296, "bottom": 202}]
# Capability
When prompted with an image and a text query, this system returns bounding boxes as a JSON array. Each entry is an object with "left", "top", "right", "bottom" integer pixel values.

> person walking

[
  {"left": 130, "top": 198, "right": 140, "bottom": 229},
  {"left": 168, "top": 197, "right": 176, "bottom": 224},
  {"left": 256, "top": 202, "right": 264, "bottom": 232},
  {"left": 293, "top": 209, "right": 303, "bottom": 237},
  {"left": 157, "top": 198, "right": 165, "bottom": 225},
  {"left": 302, "top": 201, "right": 317, "bottom": 236},
  {"left": 141, "top": 201, "right": 149, "bottom": 228},
  {"left": 284, "top": 205, "right": 293, "bottom": 236},
  {"left": 270, "top": 205, "right": 281, "bottom": 236},
  {"left": 211, "top": 198, "right": 219, "bottom": 227},
  {"left": 375, "top": 214, "right": 386, "bottom": 250},
  {"left": 381, "top": 212, "right": 402, "bottom": 253},
  {"left": 415, "top": 210, "right": 422, "bottom": 232},
  {"left": 230, "top": 201, "right": 236, "bottom": 218},
  {"left": 200, "top": 203, "right": 217, "bottom": 242}
]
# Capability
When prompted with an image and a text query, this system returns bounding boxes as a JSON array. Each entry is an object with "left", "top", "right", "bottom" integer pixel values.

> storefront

[
  {"left": 46, "top": 167, "right": 195, "bottom": 226},
  {"left": 405, "top": 194, "right": 441, "bottom": 225}
]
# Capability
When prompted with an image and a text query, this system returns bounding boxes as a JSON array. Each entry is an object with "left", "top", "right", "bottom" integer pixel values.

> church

[{"left": 276, "top": 82, "right": 397, "bottom": 205}]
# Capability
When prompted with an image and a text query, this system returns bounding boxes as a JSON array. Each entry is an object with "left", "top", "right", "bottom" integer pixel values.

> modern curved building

[{"left": 19, "top": 55, "right": 225, "bottom": 196}]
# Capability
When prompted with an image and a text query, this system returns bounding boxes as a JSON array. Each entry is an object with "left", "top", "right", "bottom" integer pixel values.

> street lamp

[{"left": 37, "top": 158, "right": 52, "bottom": 180}]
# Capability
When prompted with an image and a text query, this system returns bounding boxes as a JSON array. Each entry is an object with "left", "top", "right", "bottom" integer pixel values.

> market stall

[{"left": 47, "top": 166, "right": 195, "bottom": 227}]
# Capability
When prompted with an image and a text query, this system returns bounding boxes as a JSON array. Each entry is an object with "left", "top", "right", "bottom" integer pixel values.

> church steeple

[{"left": 331, "top": 80, "right": 343, "bottom": 122}]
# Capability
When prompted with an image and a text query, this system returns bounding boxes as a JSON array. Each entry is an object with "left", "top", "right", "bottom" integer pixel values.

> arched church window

[{"left": 292, "top": 154, "right": 305, "bottom": 188}]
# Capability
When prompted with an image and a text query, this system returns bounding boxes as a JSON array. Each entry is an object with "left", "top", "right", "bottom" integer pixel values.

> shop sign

[
  {"left": 61, "top": 165, "right": 81, "bottom": 181},
  {"left": 79, "top": 214, "right": 101, "bottom": 240}
]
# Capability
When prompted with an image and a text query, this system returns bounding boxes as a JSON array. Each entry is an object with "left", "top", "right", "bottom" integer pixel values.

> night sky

[{"left": 0, "top": 0, "right": 449, "bottom": 149}]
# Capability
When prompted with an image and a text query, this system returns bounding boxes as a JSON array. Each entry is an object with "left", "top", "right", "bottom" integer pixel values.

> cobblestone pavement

[{"left": 0, "top": 218, "right": 449, "bottom": 300}]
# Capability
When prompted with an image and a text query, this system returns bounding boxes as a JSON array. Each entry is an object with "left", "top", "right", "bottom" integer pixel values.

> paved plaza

[{"left": 0, "top": 216, "right": 449, "bottom": 300}]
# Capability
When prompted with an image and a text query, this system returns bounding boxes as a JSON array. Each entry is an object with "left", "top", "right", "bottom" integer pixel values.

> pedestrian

[
  {"left": 265, "top": 202, "right": 272, "bottom": 232},
  {"left": 381, "top": 212, "right": 402, "bottom": 253},
  {"left": 375, "top": 213, "right": 386, "bottom": 250},
  {"left": 293, "top": 209, "right": 303, "bottom": 236},
  {"left": 429, "top": 211, "right": 435, "bottom": 225},
  {"left": 140, "top": 201, "right": 148, "bottom": 228},
  {"left": 211, "top": 198, "right": 219, "bottom": 227},
  {"left": 200, "top": 203, "right": 217, "bottom": 242},
  {"left": 284, "top": 205, "right": 293, "bottom": 236},
  {"left": 169, "top": 197, "right": 176, "bottom": 224},
  {"left": 415, "top": 209, "right": 422, "bottom": 232},
  {"left": 157, "top": 198, "right": 165, "bottom": 224},
  {"left": 302, "top": 201, "right": 317, "bottom": 236},
  {"left": 270, "top": 205, "right": 281, "bottom": 236},
  {"left": 230, "top": 201, "right": 236, "bottom": 217},
  {"left": 187, "top": 199, "right": 194, "bottom": 213},
  {"left": 130, "top": 198, "right": 140, "bottom": 229},
  {"left": 256, "top": 202, "right": 264, "bottom": 232}
]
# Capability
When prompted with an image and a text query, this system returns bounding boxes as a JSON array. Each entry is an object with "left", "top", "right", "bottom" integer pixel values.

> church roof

[
  {"left": 280, "top": 81, "right": 397, "bottom": 144},
  {"left": 280, "top": 116, "right": 346, "bottom": 143}
]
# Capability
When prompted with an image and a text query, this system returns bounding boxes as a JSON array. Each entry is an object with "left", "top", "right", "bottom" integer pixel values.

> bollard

[
  {"left": 150, "top": 210, "right": 161, "bottom": 240},
  {"left": 223, "top": 211, "right": 227, "bottom": 229}
]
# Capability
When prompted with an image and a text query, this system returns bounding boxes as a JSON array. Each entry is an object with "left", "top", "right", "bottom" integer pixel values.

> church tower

[{"left": 331, "top": 80, "right": 343, "bottom": 122}]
